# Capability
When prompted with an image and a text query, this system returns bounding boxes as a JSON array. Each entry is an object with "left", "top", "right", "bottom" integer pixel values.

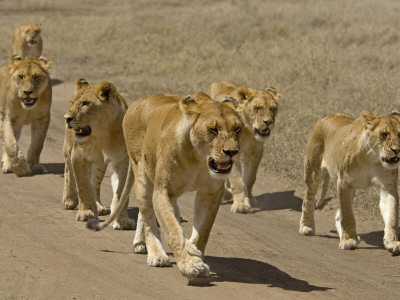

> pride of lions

[{"left": 0, "top": 23, "right": 399, "bottom": 279}]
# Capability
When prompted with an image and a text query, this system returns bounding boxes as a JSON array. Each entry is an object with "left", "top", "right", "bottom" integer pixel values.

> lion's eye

[
  {"left": 18, "top": 75, "right": 24, "bottom": 80},
  {"left": 208, "top": 127, "right": 218, "bottom": 135},
  {"left": 234, "top": 126, "right": 241, "bottom": 134},
  {"left": 32, "top": 75, "right": 40, "bottom": 81},
  {"left": 81, "top": 101, "right": 90, "bottom": 107},
  {"left": 381, "top": 132, "right": 389, "bottom": 139}
]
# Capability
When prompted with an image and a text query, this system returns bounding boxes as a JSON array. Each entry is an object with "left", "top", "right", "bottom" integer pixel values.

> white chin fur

[
  {"left": 21, "top": 103, "right": 36, "bottom": 110},
  {"left": 382, "top": 161, "right": 399, "bottom": 170}
]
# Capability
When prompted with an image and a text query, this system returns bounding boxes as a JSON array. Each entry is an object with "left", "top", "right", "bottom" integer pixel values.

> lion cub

[
  {"left": 300, "top": 111, "right": 400, "bottom": 255},
  {"left": 12, "top": 24, "right": 43, "bottom": 58},
  {"left": 88, "top": 92, "right": 242, "bottom": 278},
  {"left": 0, "top": 55, "right": 52, "bottom": 176},
  {"left": 62, "top": 79, "right": 135, "bottom": 230},
  {"left": 207, "top": 81, "right": 280, "bottom": 213}
]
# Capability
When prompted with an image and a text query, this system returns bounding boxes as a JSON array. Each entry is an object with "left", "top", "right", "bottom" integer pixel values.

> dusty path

[{"left": 0, "top": 83, "right": 399, "bottom": 300}]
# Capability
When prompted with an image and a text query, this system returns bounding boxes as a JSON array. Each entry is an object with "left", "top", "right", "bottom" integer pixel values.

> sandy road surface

[{"left": 0, "top": 83, "right": 399, "bottom": 300}]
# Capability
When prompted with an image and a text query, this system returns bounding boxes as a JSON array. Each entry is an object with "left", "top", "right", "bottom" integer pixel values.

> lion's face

[
  {"left": 362, "top": 111, "right": 400, "bottom": 170},
  {"left": 233, "top": 87, "right": 280, "bottom": 142},
  {"left": 10, "top": 56, "right": 51, "bottom": 110},
  {"left": 64, "top": 79, "right": 118, "bottom": 142},
  {"left": 181, "top": 93, "right": 242, "bottom": 176},
  {"left": 22, "top": 24, "right": 42, "bottom": 47}
]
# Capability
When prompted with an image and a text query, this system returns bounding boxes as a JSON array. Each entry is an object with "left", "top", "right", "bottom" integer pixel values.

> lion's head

[
  {"left": 229, "top": 86, "right": 280, "bottom": 141},
  {"left": 9, "top": 55, "right": 51, "bottom": 110},
  {"left": 21, "top": 24, "right": 42, "bottom": 47},
  {"left": 180, "top": 92, "right": 242, "bottom": 176},
  {"left": 64, "top": 79, "right": 127, "bottom": 142},
  {"left": 361, "top": 110, "right": 400, "bottom": 170}
]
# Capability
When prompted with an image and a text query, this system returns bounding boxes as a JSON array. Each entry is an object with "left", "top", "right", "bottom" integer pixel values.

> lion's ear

[
  {"left": 234, "top": 87, "right": 251, "bottom": 101},
  {"left": 265, "top": 87, "right": 281, "bottom": 101},
  {"left": 75, "top": 78, "right": 89, "bottom": 91},
  {"left": 38, "top": 24, "right": 43, "bottom": 31},
  {"left": 222, "top": 96, "right": 239, "bottom": 109},
  {"left": 96, "top": 81, "right": 116, "bottom": 102},
  {"left": 37, "top": 56, "right": 52, "bottom": 70},
  {"left": 9, "top": 55, "right": 22, "bottom": 71},
  {"left": 179, "top": 95, "right": 201, "bottom": 115},
  {"left": 361, "top": 110, "right": 379, "bottom": 129}
]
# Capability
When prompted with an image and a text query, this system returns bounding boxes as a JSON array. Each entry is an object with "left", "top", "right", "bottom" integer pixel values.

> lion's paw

[
  {"left": 177, "top": 256, "right": 210, "bottom": 279},
  {"left": 339, "top": 238, "right": 359, "bottom": 250},
  {"left": 96, "top": 203, "right": 110, "bottom": 216},
  {"left": 133, "top": 242, "right": 147, "bottom": 254},
  {"left": 2, "top": 157, "right": 12, "bottom": 173},
  {"left": 62, "top": 197, "right": 78, "bottom": 210},
  {"left": 10, "top": 155, "right": 30, "bottom": 177},
  {"left": 384, "top": 240, "right": 400, "bottom": 256},
  {"left": 110, "top": 217, "right": 136, "bottom": 230},
  {"left": 30, "top": 163, "right": 46, "bottom": 174},
  {"left": 299, "top": 225, "right": 315, "bottom": 236},
  {"left": 76, "top": 209, "right": 97, "bottom": 221},
  {"left": 231, "top": 202, "right": 252, "bottom": 214},
  {"left": 147, "top": 254, "right": 171, "bottom": 267}
]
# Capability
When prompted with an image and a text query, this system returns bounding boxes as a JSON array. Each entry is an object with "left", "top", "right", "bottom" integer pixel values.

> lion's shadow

[
  {"left": 254, "top": 190, "right": 303, "bottom": 212},
  {"left": 189, "top": 256, "right": 331, "bottom": 292}
]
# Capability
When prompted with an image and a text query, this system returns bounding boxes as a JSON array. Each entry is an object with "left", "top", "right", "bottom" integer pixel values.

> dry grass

[{"left": 1, "top": 0, "right": 400, "bottom": 220}]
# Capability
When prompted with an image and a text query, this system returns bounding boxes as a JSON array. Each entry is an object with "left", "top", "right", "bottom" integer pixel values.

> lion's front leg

[
  {"left": 154, "top": 188, "right": 210, "bottom": 278},
  {"left": 27, "top": 114, "right": 50, "bottom": 174},
  {"left": 242, "top": 143, "right": 264, "bottom": 207},
  {"left": 62, "top": 156, "right": 78, "bottom": 210},
  {"left": 72, "top": 152, "right": 97, "bottom": 221},
  {"left": 229, "top": 162, "right": 252, "bottom": 214},
  {"left": 2, "top": 118, "right": 29, "bottom": 177},
  {"left": 91, "top": 163, "right": 109, "bottom": 216},
  {"left": 336, "top": 184, "right": 359, "bottom": 250},
  {"left": 134, "top": 166, "right": 170, "bottom": 267},
  {"left": 379, "top": 188, "right": 400, "bottom": 255},
  {"left": 109, "top": 160, "right": 135, "bottom": 230}
]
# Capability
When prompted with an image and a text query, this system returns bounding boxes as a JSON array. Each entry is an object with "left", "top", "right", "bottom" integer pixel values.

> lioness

[
  {"left": 11, "top": 24, "right": 43, "bottom": 58},
  {"left": 207, "top": 81, "right": 280, "bottom": 213},
  {"left": 299, "top": 111, "right": 400, "bottom": 255},
  {"left": 88, "top": 92, "right": 242, "bottom": 278},
  {"left": 63, "top": 79, "right": 135, "bottom": 230},
  {"left": 0, "top": 55, "right": 52, "bottom": 177}
]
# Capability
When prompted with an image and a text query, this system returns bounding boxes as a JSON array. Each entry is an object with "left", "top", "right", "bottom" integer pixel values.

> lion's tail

[{"left": 87, "top": 163, "right": 135, "bottom": 231}]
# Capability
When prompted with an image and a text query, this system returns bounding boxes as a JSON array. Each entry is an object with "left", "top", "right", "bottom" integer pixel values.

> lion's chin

[{"left": 208, "top": 158, "right": 233, "bottom": 174}]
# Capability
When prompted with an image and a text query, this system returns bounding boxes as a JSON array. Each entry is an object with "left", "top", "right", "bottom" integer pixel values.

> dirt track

[{"left": 0, "top": 83, "right": 399, "bottom": 299}]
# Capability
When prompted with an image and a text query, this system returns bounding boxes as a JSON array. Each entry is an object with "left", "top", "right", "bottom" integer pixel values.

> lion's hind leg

[
  {"left": 315, "top": 169, "right": 330, "bottom": 210},
  {"left": 299, "top": 139, "right": 324, "bottom": 236}
]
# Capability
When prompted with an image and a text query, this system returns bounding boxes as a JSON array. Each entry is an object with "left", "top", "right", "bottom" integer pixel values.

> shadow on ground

[
  {"left": 188, "top": 256, "right": 332, "bottom": 292},
  {"left": 44, "top": 162, "right": 65, "bottom": 175},
  {"left": 255, "top": 190, "right": 303, "bottom": 212}
]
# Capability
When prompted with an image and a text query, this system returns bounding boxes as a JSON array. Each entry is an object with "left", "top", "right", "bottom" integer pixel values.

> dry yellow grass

[{"left": 1, "top": 0, "right": 400, "bottom": 219}]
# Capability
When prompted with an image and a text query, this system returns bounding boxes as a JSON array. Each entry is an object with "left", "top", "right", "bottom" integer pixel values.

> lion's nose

[
  {"left": 264, "top": 120, "right": 273, "bottom": 127},
  {"left": 24, "top": 90, "right": 32, "bottom": 96},
  {"left": 65, "top": 116, "right": 74, "bottom": 128},
  {"left": 223, "top": 149, "right": 238, "bottom": 157}
]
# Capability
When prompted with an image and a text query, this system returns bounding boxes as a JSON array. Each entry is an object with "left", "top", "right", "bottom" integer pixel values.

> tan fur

[
  {"left": 11, "top": 24, "right": 43, "bottom": 58},
  {"left": 207, "top": 81, "right": 280, "bottom": 213},
  {"left": 88, "top": 92, "right": 242, "bottom": 278},
  {"left": 62, "top": 79, "right": 135, "bottom": 230},
  {"left": 300, "top": 111, "right": 400, "bottom": 255},
  {"left": 0, "top": 55, "right": 52, "bottom": 176}
]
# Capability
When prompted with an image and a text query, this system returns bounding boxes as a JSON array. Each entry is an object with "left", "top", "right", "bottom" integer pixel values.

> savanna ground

[{"left": 0, "top": 0, "right": 399, "bottom": 299}]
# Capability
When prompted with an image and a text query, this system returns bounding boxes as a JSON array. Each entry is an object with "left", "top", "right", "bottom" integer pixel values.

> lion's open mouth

[
  {"left": 28, "top": 40, "right": 37, "bottom": 46},
  {"left": 74, "top": 126, "right": 91, "bottom": 137},
  {"left": 208, "top": 158, "right": 233, "bottom": 174},
  {"left": 382, "top": 156, "right": 400, "bottom": 164},
  {"left": 21, "top": 97, "right": 37, "bottom": 107},
  {"left": 254, "top": 128, "right": 271, "bottom": 137}
]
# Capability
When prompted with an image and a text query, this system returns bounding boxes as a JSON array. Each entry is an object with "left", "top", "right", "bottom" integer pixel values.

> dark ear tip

[{"left": 182, "top": 95, "right": 195, "bottom": 103}]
